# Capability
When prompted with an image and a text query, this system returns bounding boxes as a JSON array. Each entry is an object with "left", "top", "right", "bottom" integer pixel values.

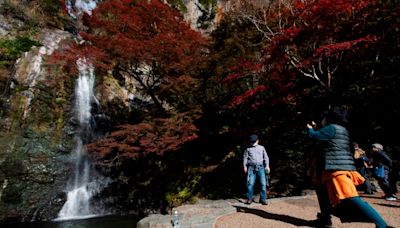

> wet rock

[
  {"left": 137, "top": 199, "right": 236, "bottom": 228},
  {"left": 0, "top": 150, "right": 71, "bottom": 221}
]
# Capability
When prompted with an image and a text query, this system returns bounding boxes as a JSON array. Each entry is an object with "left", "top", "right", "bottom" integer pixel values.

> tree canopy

[{"left": 80, "top": 0, "right": 208, "bottom": 114}]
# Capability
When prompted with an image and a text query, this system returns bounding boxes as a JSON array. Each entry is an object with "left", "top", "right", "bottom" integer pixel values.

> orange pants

[{"left": 322, "top": 170, "right": 365, "bottom": 206}]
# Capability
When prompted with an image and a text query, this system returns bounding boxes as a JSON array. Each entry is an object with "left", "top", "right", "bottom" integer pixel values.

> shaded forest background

[{"left": 1, "top": 0, "right": 400, "bottom": 216}]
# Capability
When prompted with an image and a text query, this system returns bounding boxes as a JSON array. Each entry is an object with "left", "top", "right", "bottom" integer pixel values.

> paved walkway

[
  {"left": 215, "top": 193, "right": 400, "bottom": 228},
  {"left": 137, "top": 192, "right": 400, "bottom": 228}
]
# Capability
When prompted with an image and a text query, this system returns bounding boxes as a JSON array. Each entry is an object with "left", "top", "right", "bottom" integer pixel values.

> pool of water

[{"left": 6, "top": 215, "right": 140, "bottom": 228}]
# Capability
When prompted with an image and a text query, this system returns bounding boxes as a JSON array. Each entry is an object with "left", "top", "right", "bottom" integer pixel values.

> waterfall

[
  {"left": 66, "top": 0, "right": 98, "bottom": 19},
  {"left": 56, "top": 58, "right": 105, "bottom": 221}
]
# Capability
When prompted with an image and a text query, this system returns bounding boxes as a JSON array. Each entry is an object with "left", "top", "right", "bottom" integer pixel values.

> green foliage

[
  {"left": 166, "top": 0, "right": 187, "bottom": 12},
  {"left": 0, "top": 36, "right": 41, "bottom": 68},
  {"left": 165, "top": 175, "right": 201, "bottom": 207}
]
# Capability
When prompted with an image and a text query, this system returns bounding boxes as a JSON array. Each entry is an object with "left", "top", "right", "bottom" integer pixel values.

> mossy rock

[
  {"left": 1, "top": 182, "right": 26, "bottom": 204},
  {"left": 0, "top": 36, "right": 41, "bottom": 68}
]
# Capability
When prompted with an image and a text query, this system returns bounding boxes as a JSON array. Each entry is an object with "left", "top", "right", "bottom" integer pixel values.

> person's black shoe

[
  {"left": 311, "top": 219, "right": 332, "bottom": 228},
  {"left": 313, "top": 213, "right": 332, "bottom": 228},
  {"left": 260, "top": 200, "right": 268, "bottom": 205}
]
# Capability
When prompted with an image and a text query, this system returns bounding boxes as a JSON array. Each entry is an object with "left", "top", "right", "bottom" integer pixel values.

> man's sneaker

[
  {"left": 245, "top": 199, "right": 252, "bottom": 205},
  {"left": 385, "top": 196, "right": 397, "bottom": 201},
  {"left": 260, "top": 200, "right": 268, "bottom": 205}
]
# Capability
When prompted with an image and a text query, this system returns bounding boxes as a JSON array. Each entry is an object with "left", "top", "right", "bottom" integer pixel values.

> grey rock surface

[{"left": 137, "top": 199, "right": 237, "bottom": 228}]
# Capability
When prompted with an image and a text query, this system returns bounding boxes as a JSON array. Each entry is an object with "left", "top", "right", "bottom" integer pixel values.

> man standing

[{"left": 243, "top": 134, "right": 270, "bottom": 205}]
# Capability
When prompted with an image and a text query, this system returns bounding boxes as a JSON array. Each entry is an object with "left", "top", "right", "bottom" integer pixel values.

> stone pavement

[
  {"left": 137, "top": 191, "right": 400, "bottom": 228},
  {"left": 216, "top": 193, "right": 400, "bottom": 228}
]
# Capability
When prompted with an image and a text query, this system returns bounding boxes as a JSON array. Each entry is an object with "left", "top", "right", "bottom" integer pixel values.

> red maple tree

[
  {"left": 88, "top": 111, "right": 201, "bottom": 162},
  {"left": 78, "top": 0, "right": 207, "bottom": 114},
  {"left": 51, "top": 0, "right": 208, "bottom": 160},
  {"left": 222, "top": 0, "right": 380, "bottom": 109}
]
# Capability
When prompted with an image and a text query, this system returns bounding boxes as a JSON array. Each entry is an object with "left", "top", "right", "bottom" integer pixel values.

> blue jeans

[{"left": 246, "top": 165, "right": 267, "bottom": 202}]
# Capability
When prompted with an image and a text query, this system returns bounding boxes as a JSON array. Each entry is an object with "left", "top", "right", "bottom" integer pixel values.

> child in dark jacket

[{"left": 371, "top": 143, "right": 397, "bottom": 201}]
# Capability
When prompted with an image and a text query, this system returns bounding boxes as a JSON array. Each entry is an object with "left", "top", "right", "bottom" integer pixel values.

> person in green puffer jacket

[{"left": 307, "top": 107, "right": 390, "bottom": 228}]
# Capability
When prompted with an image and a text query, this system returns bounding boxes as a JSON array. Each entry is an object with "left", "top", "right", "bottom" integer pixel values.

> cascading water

[
  {"left": 66, "top": 0, "right": 98, "bottom": 19},
  {"left": 56, "top": 58, "right": 106, "bottom": 220}
]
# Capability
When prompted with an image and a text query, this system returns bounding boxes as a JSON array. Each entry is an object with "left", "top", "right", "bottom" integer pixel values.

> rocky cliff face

[
  {"left": 0, "top": 27, "right": 134, "bottom": 224},
  {"left": 0, "top": 28, "right": 75, "bottom": 222},
  {"left": 0, "top": 0, "right": 221, "bottom": 223}
]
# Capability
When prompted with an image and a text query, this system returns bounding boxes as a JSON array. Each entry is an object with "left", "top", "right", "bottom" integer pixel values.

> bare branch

[
  {"left": 370, "top": 50, "right": 380, "bottom": 77},
  {"left": 285, "top": 49, "right": 325, "bottom": 86},
  {"left": 240, "top": 13, "right": 272, "bottom": 40},
  {"left": 318, "top": 58, "right": 324, "bottom": 75}
]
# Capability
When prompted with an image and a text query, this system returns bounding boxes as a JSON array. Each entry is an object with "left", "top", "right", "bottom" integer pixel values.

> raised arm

[{"left": 308, "top": 125, "right": 336, "bottom": 141}]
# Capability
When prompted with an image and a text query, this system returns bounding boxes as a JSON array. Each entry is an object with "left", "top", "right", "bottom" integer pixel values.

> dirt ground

[{"left": 215, "top": 192, "right": 400, "bottom": 228}]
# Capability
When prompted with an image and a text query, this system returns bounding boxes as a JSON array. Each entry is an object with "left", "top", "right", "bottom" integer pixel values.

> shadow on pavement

[
  {"left": 359, "top": 195, "right": 384, "bottom": 199},
  {"left": 234, "top": 205, "right": 315, "bottom": 227},
  {"left": 376, "top": 203, "right": 400, "bottom": 208}
]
